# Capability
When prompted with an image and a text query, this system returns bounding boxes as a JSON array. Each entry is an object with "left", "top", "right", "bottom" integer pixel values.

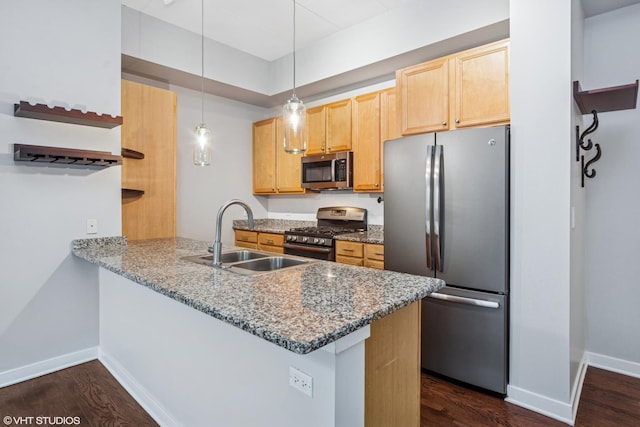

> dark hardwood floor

[
  {"left": 421, "top": 367, "right": 640, "bottom": 426},
  {"left": 1, "top": 361, "right": 639, "bottom": 426},
  {"left": 0, "top": 360, "right": 157, "bottom": 426}
]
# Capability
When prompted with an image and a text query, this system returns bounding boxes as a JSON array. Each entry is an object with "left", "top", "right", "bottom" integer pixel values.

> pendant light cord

[
  {"left": 201, "top": 0, "right": 205, "bottom": 123},
  {"left": 292, "top": 0, "right": 296, "bottom": 96}
]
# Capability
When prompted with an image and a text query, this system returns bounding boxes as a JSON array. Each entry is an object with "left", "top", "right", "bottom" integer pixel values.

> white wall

[
  {"left": 583, "top": 4, "right": 640, "bottom": 370},
  {"left": 507, "top": 0, "right": 577, "bottom": 422},
  {"left": 173, "top": 85, "right": 268, "bottom": 244},
  {"left": 0, "top": 0, "right": 121, "bottom": 375},
  {"left": 570, "top": 0, "right": 587, "bottom": 392}
]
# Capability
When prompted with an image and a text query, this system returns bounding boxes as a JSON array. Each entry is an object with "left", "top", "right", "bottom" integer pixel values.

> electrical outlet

[
  {"left": 289, "top": 366, "right": 313, "bottom": 397},
  {"left": 86, "top": 219, "right": 98, "bottom": 234}
]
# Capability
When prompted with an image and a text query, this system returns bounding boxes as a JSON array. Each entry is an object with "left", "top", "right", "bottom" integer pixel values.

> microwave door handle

[
  {"left": 331, "top": 159, "right": 336, "bottom": 181},
  {"left": 433, "top": 145, "right": 444, "bottom": 272},
  {"left": 425, "top": 145, "right": 433, "bottom": 270}
]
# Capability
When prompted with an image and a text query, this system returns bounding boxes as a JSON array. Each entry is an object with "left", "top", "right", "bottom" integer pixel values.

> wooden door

[
  {"left": 326, "top": 98, "right": 352, "bottom": 152},
  {"left": 121, "top": 80, "right": 176, "bottom": 240},
  {"left": 451, "top": 39, "right": 510, "bottom": 128},
  {"left": 397, "top": 57, "right": 449, "bottom": 135},
  {"left": 252, "top": 118, "right": 277, "bottom": 194},
  {"left": 352, "top": 92, "right": 382, "bottom": 192},
  {"left": 275, "top": 117, "right": 305, "bottom": 193},
  {"left": 306, "top": 105, "right": 326, "bottom": 155}
]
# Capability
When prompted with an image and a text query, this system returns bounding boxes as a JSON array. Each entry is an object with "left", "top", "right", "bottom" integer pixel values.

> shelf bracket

[{"left": 576, "top": 110, "right": 601, "bottom": 188}]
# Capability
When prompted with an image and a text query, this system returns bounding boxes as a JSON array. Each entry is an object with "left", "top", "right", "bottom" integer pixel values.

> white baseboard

[
  {"left": 99, "top": 351, "right": 179, "bottom": 427},
  {"left": 0, "top": 347, "right": 99, "bottom": 388},
  {"left": 505, "top": 384, "right": 575, "bottom": 425},
  {"left": 586, "top": 351, "right": 640, "bottom": 378}
]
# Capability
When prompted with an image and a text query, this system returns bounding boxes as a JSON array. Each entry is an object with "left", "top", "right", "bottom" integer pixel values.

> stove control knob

[
  {"left": 313, "top": 238, "right": 320, "bottom": 244},
  {"left": 302, "top": 237, "right": 308, "bottom": 243},
  {"left": 318, "top": 238, "right": 325, "bottom": 245},
  {"left": 286, "top": 235, "right": 293, "bottom": 241}
]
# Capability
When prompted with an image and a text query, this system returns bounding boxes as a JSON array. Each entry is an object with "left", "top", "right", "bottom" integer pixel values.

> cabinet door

[
  {"left": 252, "top": 118, "right": 277, "bottom": 194},
  {"left": 326, "top": 99, "right": 352, "bottom": 152},
  {"left": 380, "top": 88, "right": 398, "bottom": 192},
  {"left": 275, "top": 117, "right": 305, "bottom": 193},
  {"left": 451, "top": 40, "right": 510, "bottom": 128},
  {"left": 353, "top": 92, "right": 382, "bottom": 192},
  {"left": 306, "top": 105, "right": 326, "bottom": 155},
  {"left": 397, "top": 57, "right": 449, "bottom": 135}
]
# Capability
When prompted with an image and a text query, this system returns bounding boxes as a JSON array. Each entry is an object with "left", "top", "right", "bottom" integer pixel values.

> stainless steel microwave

[{"left": 301, "top": 151, "right": 353, "bottom": 190}]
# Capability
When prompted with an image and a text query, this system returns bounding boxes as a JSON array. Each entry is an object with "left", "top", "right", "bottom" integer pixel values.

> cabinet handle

[
  {"left": 341, "top": 248, "right": 354, "bottom": 252},
  {"left": 441, "top": 121, "right": 447, "bottom": 126},
  {"left": 266, "top": 239, "right": 274, "bottom": 244},
  {"left": 455, "top": 118, "right": 460, "bottom": 124},
  {"left": 374, "top": 183, "right": 379, "bottom": 187},
  {"left": 374, "top": 252, "right": 384, "bottom": 256},
  {"left": 240, "top": 237, "right": 248, "bottom": 241}
]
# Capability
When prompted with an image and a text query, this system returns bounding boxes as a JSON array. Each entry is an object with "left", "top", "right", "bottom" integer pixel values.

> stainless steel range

[{"left": 283, "top": 207, "right": 368, "bottom": 261}]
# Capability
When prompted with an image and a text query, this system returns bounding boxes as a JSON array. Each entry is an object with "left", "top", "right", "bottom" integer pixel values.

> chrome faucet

[{"left": 209, "top": 199, "right": 254, "bottom": 267}]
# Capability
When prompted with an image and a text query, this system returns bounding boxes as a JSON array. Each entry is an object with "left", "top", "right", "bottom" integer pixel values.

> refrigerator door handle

[
  {"left": 425, "top": 145, "right": 433, "bottom": 270},
  {"left": 433, "top": 145, "right": 444, "bottom": 272},
  {"left": 427, "top": 292, "right": 500, "bottom": 309}
]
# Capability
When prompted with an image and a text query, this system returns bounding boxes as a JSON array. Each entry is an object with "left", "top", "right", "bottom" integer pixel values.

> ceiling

[
  {"left": 123, "top": 0, "right": 640, "bottom": 63},
  {"left": 122, "top": 0, "right": 418, "bottom": 61},
  {"left": 582, "top": 0, "right": 640, "bottom": 17}
]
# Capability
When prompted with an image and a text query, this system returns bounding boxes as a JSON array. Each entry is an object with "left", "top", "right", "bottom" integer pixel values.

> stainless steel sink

[
  {"left": 182, "top": 250, "right": 312, "bottom": 275},
  {"left": 230, "top": 257, "right": 308, "bottom": 273},
  {"left": 182, "top": 250, "right": 268, "bottom": 266}
]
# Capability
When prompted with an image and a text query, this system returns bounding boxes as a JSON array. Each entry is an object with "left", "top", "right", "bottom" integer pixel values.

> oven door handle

[{"left": 283, "top": 243, "right": 332, "bottom": 254}]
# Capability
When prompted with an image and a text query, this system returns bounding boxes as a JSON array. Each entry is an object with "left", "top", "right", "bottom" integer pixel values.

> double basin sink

[{"left": 182, "top": 250, "right": 313, "bottom": 276}]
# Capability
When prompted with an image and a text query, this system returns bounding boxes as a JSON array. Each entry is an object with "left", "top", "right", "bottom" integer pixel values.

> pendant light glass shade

[
  {"left": 283, "top": 94, "right": 306, "bottom": 153},
  {"left": 194, "top": 0, "right": 212, "bottom": 166},
  {"left": 194, "top": 123, "right": 212, "bottom": 166},
  {"left": 283, "top": 0, "right": 306, "bottom": 154}
]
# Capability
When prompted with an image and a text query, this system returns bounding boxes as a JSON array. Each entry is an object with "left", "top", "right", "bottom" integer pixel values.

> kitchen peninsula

[{"left": 72, "top": 236, "right": 443, "bottom": 427}]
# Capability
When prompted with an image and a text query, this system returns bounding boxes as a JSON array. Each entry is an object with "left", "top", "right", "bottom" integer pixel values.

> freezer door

[
  {"left": 434, "top": 126, "right": 509, "bottom": 293},
  {"left": 383, "top": 134, "right": 435, "bottom": 277},
  {"left": 422, "top": 287, "right": 507, "bottom": 394}
]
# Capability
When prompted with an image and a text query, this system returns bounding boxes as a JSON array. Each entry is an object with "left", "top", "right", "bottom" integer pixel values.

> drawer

[
  {"left": 235, "top": 230, "right": 258, "bottom": 244},
  {"left": 258, "top": 232, "right": 284, "bottom": 247},
  {"left": 335, "top": 241, "right": 364, "bottom": 258},
  {"left": 364, "top": 244, "right": 384, "bottom": 262},
  {"left": 336, "top": 255, "right": 364, "bottom": 267},
  {"left": 364, "top": 259, "right": 384, "bottom": 270}
]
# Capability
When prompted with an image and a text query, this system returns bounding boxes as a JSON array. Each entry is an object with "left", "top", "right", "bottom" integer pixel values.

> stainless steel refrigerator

[{"left": 383, "top": 125, "right": 509, "bottom": 395}]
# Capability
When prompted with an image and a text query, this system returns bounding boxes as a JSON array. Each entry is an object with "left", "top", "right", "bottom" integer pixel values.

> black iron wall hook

[{"left": 576, "top": 110, "right": 601, "bottom": 187}]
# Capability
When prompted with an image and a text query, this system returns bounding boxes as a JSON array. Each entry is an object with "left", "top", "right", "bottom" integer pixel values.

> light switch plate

[{"left": 86, "top": 219, "right": 98, "bottom": 234}]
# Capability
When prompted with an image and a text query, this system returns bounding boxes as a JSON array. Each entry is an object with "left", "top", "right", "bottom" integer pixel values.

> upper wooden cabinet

[
  {"left": 352, "top": 88, "right": 398, "bottom": 193},
  {"left": 121, "top": 80, "right": 177, "bottom": 240},
  {"left": 397, "top": 57, "right": 449, "bottom": 134},
  {"left": 397, "top": 39, "right": 510, "bottom": 135},
  {"left": 306, "top": 99, "right": 353, "bottom": 155},
  {"left": 252, "top": 117, "right": 305, "bottom": 195}
]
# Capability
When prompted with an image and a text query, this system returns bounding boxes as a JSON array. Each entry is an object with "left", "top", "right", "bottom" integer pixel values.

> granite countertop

[
  {"left": 72, "top": 237, "right": 443, "bottom": 355},
  {"left": 233, "top": 219, "right": 385, "bottom": 244}
]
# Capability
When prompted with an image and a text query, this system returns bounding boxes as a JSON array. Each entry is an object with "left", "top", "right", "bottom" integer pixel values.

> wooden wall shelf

[
  {"left": 14, "top": 101, "right": 123, "bottom": 128},
  {"left": 14, "top": 144, "right": 122, "bottom": 167},
  {"left": 573, "top": 80, "right": 639, "bottom": 114},
  {"left": 122, "top": 148, "right": 145, "bottom": 159},
  {"left": 122, "top": 188, "right": 145, "bottom": 198}
]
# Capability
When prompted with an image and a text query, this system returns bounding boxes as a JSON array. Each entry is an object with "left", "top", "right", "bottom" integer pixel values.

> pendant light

[
  {"left": 282, "top": 0, "right": 307, "bottom": 154},
  {"left": 194, "top": 0, "right": 212, "bottom": 166}
]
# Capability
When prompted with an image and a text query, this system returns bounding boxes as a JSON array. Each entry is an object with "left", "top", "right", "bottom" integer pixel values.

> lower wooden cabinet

[
  {"left": 257, "top": 232, "right": 284, "bottom": 254},
  {"left": 335, "top": 241, "right": 418, "bottom": 427},
  {"left": 335, "top": 241, "right": 384, "bottom": 269},
  {"left": 365, "top": 301, "right": 421, "bottom": 427},
  {"left": 234, "top": 230, "right": 258, "bottom": 249},
  {"left": 234, "top": 230, "right": 284, "bottom": 253}
]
